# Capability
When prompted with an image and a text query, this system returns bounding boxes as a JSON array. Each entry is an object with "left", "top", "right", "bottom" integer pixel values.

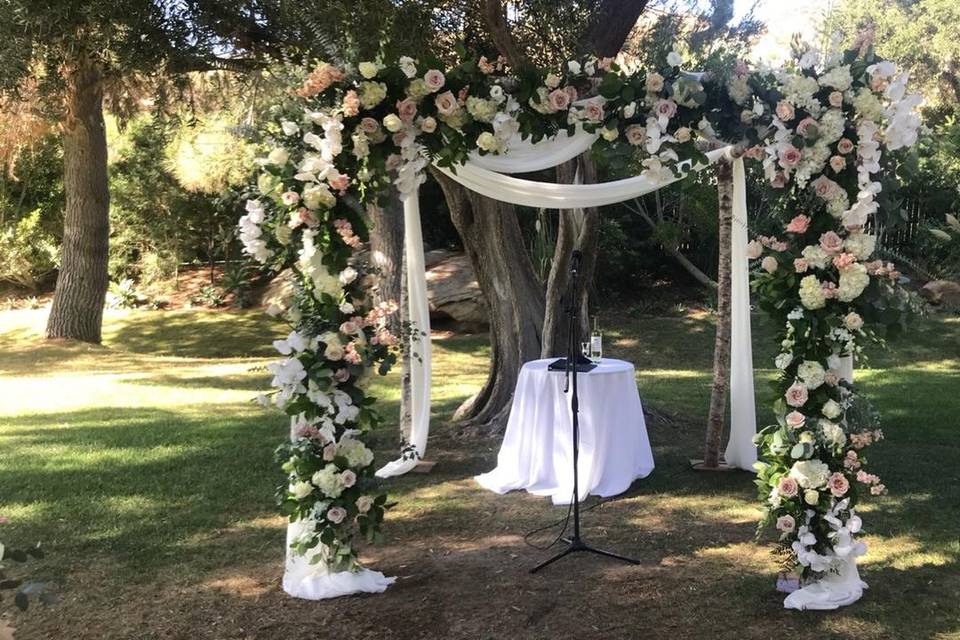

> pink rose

[
  {"left": 786, "top": 411, "right": 806, "bottom": 429},
  {"left": 356, "top": 495, "right": 374, "bottom": 513},
  {"left": 391, "top": 131, "right": 408, "bottom": 147},
  {"left": 340, "top": 320, "right": 359, "bottom": 334},
  {"left": 778, "top": 476, "right": 799, "bottom": 498},
  {"left": 645, "top": 72, "right": 664, "bottom": 92},
  {"left": 837, "top": 138, "right": 854, "bottom": 154},
  {"left": 771, "top": 172, "right": 787, "bottom": 189},
  {"left": 434, "top": 90, "right": 459, "bottom": 116},
  {"left": 775, "top": 101, "right": 795, "bottom": 121},
  {"left": 289, "top": 207, "right": 318, "bottom": 229},
  {"left": 334, "top": 368, "right": 350, "bottom": 383},
  {"left": 281, "top": 191, "right": 300, "bottom": 206},
  {"left": 548, "top": 88, "right": 570, "bottom": 111},
  {"left": 326, "top": 506, "right": 347, "bottom": 524},
  {"left": 829, "top": 155, "right": 846, "bottom": 173},
  {"left": 794, "top": 258, "right": 809, "bottom": 273},
  {"left": 396, "top": 98, "right": 418, "bottom": 123},
  {"left": 870, "top": 484, "right": 886, "bottom": 495},
  {"left": 821, "top": 281, "right": 838, "bottom": 298},
  {"left": 824, "top": 371, "right": 840, "bottom": 386},
  {"left": 423, "top": 69, "right": 445, "bottom": 92},
  {"left": 654, "top": 98, "right": 677, "bottom": 120},
  {"left": 832, "top": 252, "right": 856, "bottom": 270},
  {"left": 564, "top": 85, "right": 579, "bottom": 103},
  {"left": 360, "top": 117, "right": 380, "bottom": 134},
  {"left": 323, "top": 443, "right": 337, "bottom": 461},
  {"left": 778, "top": 145, "right": 802, "bottom": 168},
  {"left": 811, "top": 175, "right": 839, "bottom": 200},
  {"left": 420, "top": 116, "right": 437, "bottom": 133},
  {"left": 785, "top": 381, "right": 809, "bottom": 408},
  {"left": 743, "top": 145, "right": 765, "bottom": 160},
  {"left": 776, "top": 514, "right": 796, "bottom": 532},
  {"left": 583, "top": 99, "right": 604, "bottom": 122},
  {"left": 819, "top": 231, "right": 844, "bottom": 254},
  {"left": 785, "top": 214, "right": 811, "bottom": 234},
  {"left": 829, "top": 91, "right": 844, "bottom": 107},
  {"left": 340, "top": 470, "right": 357, "bottom": 488},
  {"left": 828, "top": 472, "right": 850, "bottom": 497},
  {"left": 796, "top": 117, "right": 818, "bottom": 137},
  {"left": 328, "top": 173, "right": 350, "bottom": 193},
  {"left": 625, "top": 125, "right": 646, "bottom": 146},
  {"left": 844, "top": 450, "right": 860, "bottom": 470}
]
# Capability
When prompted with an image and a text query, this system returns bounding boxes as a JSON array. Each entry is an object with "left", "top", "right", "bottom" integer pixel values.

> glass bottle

[{"left": 590, "top": 316, "right": 603, "bottom": 362}]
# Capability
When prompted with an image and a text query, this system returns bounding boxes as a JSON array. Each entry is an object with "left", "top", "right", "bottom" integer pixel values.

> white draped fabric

[
  {"left": 376, "top": 133, "right": 759, "bottom": 478},
  {"left": 475, "top": 358, "right": 655, "bottom": 504},
  {"left": 725, "top": 158, "right": 758, "bottom": 470}
]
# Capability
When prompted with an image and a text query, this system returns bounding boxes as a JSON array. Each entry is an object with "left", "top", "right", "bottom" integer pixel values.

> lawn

[{"left": 1, "top": 307, "right": 958, "bottom": 639}]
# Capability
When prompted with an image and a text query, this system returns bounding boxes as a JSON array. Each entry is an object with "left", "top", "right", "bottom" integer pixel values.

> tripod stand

[{"left": 530, "top": 250, "right": 639, "bottom": 574}]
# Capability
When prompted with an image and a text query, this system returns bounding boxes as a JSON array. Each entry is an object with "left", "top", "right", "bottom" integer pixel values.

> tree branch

[
  {"left": 581, "top": 0, "right": 650, "bottom": 56},
  {"left": 481, "top": 0, "right": 528, "bottom": 69}
]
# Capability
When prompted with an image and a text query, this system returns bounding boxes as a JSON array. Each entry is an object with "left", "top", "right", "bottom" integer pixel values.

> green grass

[{"left": 1, "top": 307, "right": 958, "bottom": 639}]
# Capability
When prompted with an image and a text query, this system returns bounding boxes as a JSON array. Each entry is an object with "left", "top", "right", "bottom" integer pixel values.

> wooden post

[{"left": 693, "top": 157, "right": 735, "bottom": 471}]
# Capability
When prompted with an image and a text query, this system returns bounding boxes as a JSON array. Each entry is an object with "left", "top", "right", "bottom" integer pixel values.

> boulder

[
  {"left": 922, "top": 279, "right": 960, "bottom": 306},
  {"left": 426, "top": 252, "right": 488, "bottom": 328}
]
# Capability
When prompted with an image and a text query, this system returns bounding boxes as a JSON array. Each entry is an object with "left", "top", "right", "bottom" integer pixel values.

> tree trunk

[
  {"left": 703, "top": 159, "right": 733, "bottom": 468},
  {"left": 541, "top": 155, "right": 601, "bottom": 357},
  {"left": 45, "top": 62, "right": 110, "bottom": 343},
  {"left": 366, "top": 194, "right": 412, "bottom": 441},
  {"left": 432, "top": 170, "right": 545, "bottom": 432}
]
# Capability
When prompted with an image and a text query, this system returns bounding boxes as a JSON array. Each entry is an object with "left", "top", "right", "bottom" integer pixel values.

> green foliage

[
  {"left": 0, "top": 209, "right": 59, "bottom": 290},
  {"left": 106, "top": 279, "right": 145, "bottom": 310}
]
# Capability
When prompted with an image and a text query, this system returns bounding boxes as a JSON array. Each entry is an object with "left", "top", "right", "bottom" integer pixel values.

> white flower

[
  {"left": 804, "top": 489, "right": 820, "bottom": 506},
  {"left": 383, "top": 113, "right": 403, "bottom": 133},
  {"left": 567, "top": 60, "right": 582, "bottom": 74},
  {"left": 799, "top": 275, "right": 826, "bottom": 310},
  {"left": 267, "top": 147, "right": 290, "bottom": 166},
  {"left": 667, "top": 50, "right": 683, "bottom": 67},
  {"left": 280, "top": 120, "right": 300, "bottom": 136},
  {"left": 340, "top": 469, "right": 357, "bottom": 488},
  {"left": 820, "top": 420, "right": 847, "bottom": 448},
  {"left": 822, "top": 399, "right": 843, "bottom": 419},
  {"left": 746, "top": 240, "right": 763, "bottom": 259},
  {"left": 339, "top": 301, "right": 355, "bottom": 314},
  {"left": 545, "top": 73, "right": 561, "bottom": 89},
  {"left": 339, "top": 267, "right": 358, "bottom": 285},
  {"left": 358, "top": 61, "right": 379, "bottom": 79},
  {"left": 312, "top": 464, "right": 346, "bottom": 498},
  {"left": 476, "top": 131, "right": 503, "bottom": 153},
  {"left": 398, "top": 56, "right": 417, "bottom": 78},
  {"left": 837, "top": 263, "right": 870, "bottom": 302},
  {"left": 326, "top": 506, "right": 347, "bottom": 524},
  {"left": 797, "top": 360, "right": 826, "bottom": 390},
  {"left": 290, "top": 480, "right": 313, "bottom": 499},
  {"left": 775, "top": 352, "right": 793, "bottom": 370},
  {"left": 338, "top": 437, "right": 374, "bottom": 468},
  {"left": 790, "top": 459, "right": 831, "bottom": 489}
]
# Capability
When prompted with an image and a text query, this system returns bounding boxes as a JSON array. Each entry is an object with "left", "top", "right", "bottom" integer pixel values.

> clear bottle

[{"left": 590, "top": 316, "right": 603, "bottom": 362}]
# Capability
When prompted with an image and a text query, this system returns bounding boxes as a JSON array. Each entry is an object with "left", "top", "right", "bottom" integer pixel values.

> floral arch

[{"left": 239, "top": 43, "right": 921, "bottom": 607}]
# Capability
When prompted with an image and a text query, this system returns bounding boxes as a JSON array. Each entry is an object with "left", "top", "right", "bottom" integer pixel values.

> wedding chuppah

[{"left": 239, "top": 38, "right": 921, "bottom": 610}]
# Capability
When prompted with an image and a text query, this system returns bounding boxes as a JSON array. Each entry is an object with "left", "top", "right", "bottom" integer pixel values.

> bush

[{"left": 0, "top": 208, "right": 59, "bottom": 289}]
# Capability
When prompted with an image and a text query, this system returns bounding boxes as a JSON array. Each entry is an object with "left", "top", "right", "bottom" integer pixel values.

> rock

[
  {"left": 426, "top": 253, "right": 488, "bottom": 328},
  {"left": 260, "top": 269, "right": 297, "bottom": 309},
  {"left": 921, "top": 280, "right": 960, "bottom": 306}
]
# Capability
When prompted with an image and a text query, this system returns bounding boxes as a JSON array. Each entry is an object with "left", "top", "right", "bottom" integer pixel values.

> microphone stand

[{"left": 531, "top": 251, "right": 639, "bottom": 573}]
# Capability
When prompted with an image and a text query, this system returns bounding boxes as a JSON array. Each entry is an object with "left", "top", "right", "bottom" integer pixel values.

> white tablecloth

[{"left": 475, "top": 358, "right": 655, "bottom": 505}]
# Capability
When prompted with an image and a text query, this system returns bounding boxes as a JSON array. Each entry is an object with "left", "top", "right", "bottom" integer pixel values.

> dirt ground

[{"left": 12, "top": 408, "right": 955, "bottom": 640}]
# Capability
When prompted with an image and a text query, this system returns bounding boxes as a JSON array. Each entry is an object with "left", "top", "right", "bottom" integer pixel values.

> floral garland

[{"left": 241, "top": 39, "right": 921, "bottom": 578}]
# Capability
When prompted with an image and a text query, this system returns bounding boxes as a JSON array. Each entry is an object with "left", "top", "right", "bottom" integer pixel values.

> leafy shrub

[{"left": 0, "top": 209, "right": 59, "bottom": 290}]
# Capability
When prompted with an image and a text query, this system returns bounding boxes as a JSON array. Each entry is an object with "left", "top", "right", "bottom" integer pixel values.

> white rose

[
  {"left": 383, "top": 113, "right": 403, "bottom": 133},
  {"left": 325, "top": 343, "right": 345, "bottom": 361},
  {"left": 358, "top": 61, "right": 379, "bottom": 79},
  {"left": 356, "top": 495, "right": 374, "bottom": 513},
  {"left": 339, "top": 301, "right": 355, "bottom": 314},
  {"left": 398, "top": 56, "right": 417, "bottom": 79},
  {"left": 761, "top": 255, "right": 778, "bottom": 273},
  {"left": 267, "top": 147, "right": 290, "bottom": 166},
  {"left": 600, "top": 127, "right": 618, "bottom": 141},
  {"left": 567, "top": 60, "right": 582, "bottom": 74},
  {"left": 667, "top": 50, "right": 683, "bottom": 67},
  {"left": 280, "top": 120, "right": 300, "bottom": 136},
  {"left": 804, "top": 489, "right": 820, "bottom": 506},
  {"left": 822, "top": 399, "right": 843, "bottom": 419},
  {"left": 843, "top": 312, "right": 863, "bottom": 331},
  {"left": 339, "top": 267, "right": 358, "bottom": 285},
  {"left": 290, "top": 480, "right": 313, "bottom": 499},
  {"left": 746, "top": 240, "right": 764, "bottom": 259}
]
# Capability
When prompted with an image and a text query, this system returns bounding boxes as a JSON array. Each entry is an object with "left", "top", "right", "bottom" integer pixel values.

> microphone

[{"left": 570, "top": 249, "right": 582, "bottom": 275}]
